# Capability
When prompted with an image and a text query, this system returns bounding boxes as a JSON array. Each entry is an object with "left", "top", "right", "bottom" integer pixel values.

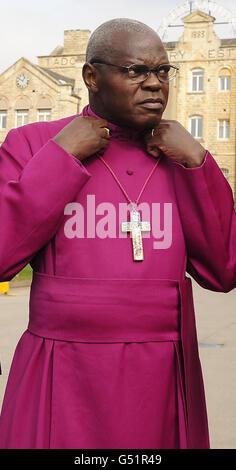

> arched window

[
  {"left": 218, "top": 120, "right": 230, "bottom": 140},
  {"left": 37, "top": 109, "right": 51, "bottom": 122},
  {"left": 15, "top": 97, "right": 31, "bottom": 109},
  {"left": 15, "top": 110, "right": 29, "bottom": 127},
  {"left": 37, "top": 95, "right": 52, "bottom": 122},
  {"left": 15, "top": 97, "right": 31, "bottom": 127},
  {"left": 218, "top": 68, "right": 231, "bottom": 91},
  {"left": 189, "top": 116, "right": 203, "bottom": 139},
  {"left": 190, "top": 69, "right": 204, "bottom": 92}
]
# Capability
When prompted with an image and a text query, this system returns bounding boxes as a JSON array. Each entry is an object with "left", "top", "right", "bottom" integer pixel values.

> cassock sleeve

[
  {"left": 0, "top": 127, "right": 91, "bottom": 281},
  {"left": 173, "top": 151, "right": 236, "bottom": 292}
]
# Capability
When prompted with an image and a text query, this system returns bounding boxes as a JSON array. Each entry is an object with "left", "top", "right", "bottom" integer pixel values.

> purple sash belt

[
  {"left": 28, "top": 271, "right": 181, "bottom": 343},
  {"left": 27, "top": 270, "right": 210, "bottom": 448}
]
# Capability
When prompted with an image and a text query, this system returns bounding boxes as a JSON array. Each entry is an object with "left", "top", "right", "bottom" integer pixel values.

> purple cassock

[{"left": 0, "top": 105, "right": 235, "bottom": 449}]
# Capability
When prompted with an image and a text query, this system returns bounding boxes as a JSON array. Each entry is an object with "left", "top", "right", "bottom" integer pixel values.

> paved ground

[{"left": 0, "top": 280, "right": 235, "bottom": 449}]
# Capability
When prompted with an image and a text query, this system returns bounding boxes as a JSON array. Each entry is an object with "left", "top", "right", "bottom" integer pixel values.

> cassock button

[{"left": 126, "top": 169, "right": 134, "bottom": 175}]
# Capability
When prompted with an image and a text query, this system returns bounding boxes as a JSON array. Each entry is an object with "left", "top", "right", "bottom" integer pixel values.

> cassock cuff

[
  {"left": 172, "top": 150, "right": 209, "bottom": 170},
  {"left": 172, "top": 149, "right": 234, "bottom": 206},
  {"left": 172, "top": 150, "right": 229, "bottom": 191}
]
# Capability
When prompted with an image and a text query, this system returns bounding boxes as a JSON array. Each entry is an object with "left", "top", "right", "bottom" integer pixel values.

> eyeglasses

[{"left": 90, "top": 60, "right": 179, "bottom": 83}]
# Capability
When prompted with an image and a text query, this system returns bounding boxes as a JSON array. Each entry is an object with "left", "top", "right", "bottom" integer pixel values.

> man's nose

[{"left": 141, "top": 71, "right": 163, "bottom": 89}]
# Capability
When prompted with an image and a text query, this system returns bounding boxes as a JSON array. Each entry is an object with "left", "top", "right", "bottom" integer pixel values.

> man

[{"left": 0, "top": 18, "right": 235, "bottom": 449}]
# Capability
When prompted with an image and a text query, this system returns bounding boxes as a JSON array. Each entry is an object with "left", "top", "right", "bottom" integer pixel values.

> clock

[{"left": 16, "top": 73, "right": 30, "bottom": 88}]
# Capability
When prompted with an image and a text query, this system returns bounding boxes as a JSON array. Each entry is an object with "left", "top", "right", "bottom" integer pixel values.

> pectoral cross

[{"left": 121, "top": 206, "right": 151, "bottom": 261}]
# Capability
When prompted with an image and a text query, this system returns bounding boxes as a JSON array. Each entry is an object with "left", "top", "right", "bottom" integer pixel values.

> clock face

[{"left": 16, "top": 73, "right": 30, "bottom": 88}]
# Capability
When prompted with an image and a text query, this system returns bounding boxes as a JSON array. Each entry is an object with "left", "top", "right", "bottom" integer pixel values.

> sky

[{"left": 0, "top": 0, "right": 236, "bottom": 74}]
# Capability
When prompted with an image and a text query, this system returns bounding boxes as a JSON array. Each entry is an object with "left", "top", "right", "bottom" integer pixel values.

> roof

[
  {"left": 37, "top": 66, "right": 75, "bottom": 86},
  {"left": 163, "top": 41, "right": 177, "bottom": 49},
  {"left": 49, "top": 45, "right": 64, "bottom": 56},
  {"left": 221, "top": 38, "right": 236, "bottom": 46}
]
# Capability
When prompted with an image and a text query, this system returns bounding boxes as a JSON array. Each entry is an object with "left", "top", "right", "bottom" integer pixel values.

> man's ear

[{"left": 82, "top": 63, "right": 99, "bottom": 93}]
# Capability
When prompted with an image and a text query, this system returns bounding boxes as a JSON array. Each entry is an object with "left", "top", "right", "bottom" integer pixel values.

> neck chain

[{"left": 98, "top": 154, "right": 162, "bottom": 261}]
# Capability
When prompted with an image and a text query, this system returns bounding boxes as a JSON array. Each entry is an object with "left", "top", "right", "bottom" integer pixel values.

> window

[
  {"left": 191, "top": 69, "right": 204, "bottom": 92},
  {"left": 219, "top": 76, "right": 231, "bottom": 91},
  {"left": 189, "top": 116, "right": 203, "bottom": 138},
  {"left": 15, "top": 110, "right": 29, "bottom": 127},
  {"left": 37, "top": 109, "right": 51, "bottom": 122},
  {"left": 220, "top": 168, "right": 229, "bottom": 180},
  {"left": 0, "top": 110, "right": 7, "bottom": 130},
  {"left": 218, "top": 120, "right": 230, "bottom": 140}
]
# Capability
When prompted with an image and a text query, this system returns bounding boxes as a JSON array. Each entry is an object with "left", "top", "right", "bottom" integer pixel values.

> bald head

[
  {"left": 86, "top": 18, "right": 162, "bottom": 63},
  {"left": 83, "top": 18, "right": 169, "bottom": 131}
]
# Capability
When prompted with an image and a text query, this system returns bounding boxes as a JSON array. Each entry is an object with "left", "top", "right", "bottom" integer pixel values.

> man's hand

[
  {"left": 145, "top": 119, "right": 207, "bottom": 168},
  {"left": 53, "top": 116, "right": 110, "bottom": 161}
]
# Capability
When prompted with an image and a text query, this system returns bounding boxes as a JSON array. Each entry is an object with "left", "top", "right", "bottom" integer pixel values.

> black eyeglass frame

[{"left": 89, "top": 60, "right": 179, "bottom": 83}]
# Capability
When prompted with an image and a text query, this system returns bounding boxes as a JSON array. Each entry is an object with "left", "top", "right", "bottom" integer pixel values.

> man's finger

[
  {"left": 99, "top": 119, "right": 109, "bottom": 128},
  {"left": 146, "top": 145, "right": 161, "bottom": 158},
  {"left": 100, "top": 137, "right": 111, "bottom": 146}
]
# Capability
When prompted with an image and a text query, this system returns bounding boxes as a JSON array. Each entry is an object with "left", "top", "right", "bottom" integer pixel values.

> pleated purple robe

[{"left": 0, "top": 105, "right": 235, "bottom": 449}]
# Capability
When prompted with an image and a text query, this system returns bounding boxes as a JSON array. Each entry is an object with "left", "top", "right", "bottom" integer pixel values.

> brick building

[
  {"left": 164, "top": 9, "right": 236, "bottom": 195},
  {"left": 0, "top": 10, "right": 235, "bottom": 195}
]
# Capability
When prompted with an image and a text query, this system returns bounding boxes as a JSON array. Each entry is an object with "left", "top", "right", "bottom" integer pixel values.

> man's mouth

[{"left": 137, "top": 98, "right": 164, "bottom": 110}]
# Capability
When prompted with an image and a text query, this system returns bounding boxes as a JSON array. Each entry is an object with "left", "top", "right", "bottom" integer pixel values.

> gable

[{"left": 182, "top": 9, "right": 215, "bottom": 24}]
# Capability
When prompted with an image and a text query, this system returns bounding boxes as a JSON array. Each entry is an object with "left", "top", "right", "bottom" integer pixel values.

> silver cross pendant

[{"left": 121, "top": 204, "right": 151, "bottom": 261}]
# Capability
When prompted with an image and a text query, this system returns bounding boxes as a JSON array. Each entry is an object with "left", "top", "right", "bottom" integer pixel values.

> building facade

[
  {"left": 0, "top": 9, "right": 235, "bottom": 195},
  {"left": 164, "top": 10, "right": 236, "bottom": 196}
]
